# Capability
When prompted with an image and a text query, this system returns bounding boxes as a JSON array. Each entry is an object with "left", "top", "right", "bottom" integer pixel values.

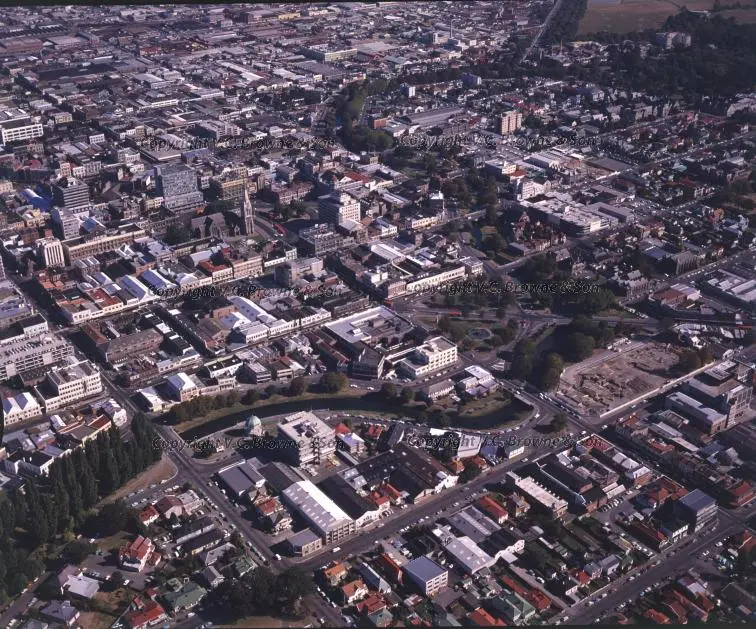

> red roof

[
  {"left": 126, "top": 600, "right": 166, "bottom": 629},
  {"left": 500, "top": 576, "right": 527, "bottom": 596},
  {"left": 334, "top": 422, "right": 352, "bottom": 435},
  {"left": 643, "top": 608, "right": 671, "bottom": 624},
  {"left": 139, "top": 505, "right": 159, "bottom": 524},
  {"left": 524, "top": 588, "right": 551, "bottom": 612},
  {"left": 469, "top": 608, "right": 506, "bottom": 626},
  {"left": 477, "top": 495, "right": 508, "bottom": 521},
  {"left": 120, "top": 536, "right": 153, "bottom": 562}
]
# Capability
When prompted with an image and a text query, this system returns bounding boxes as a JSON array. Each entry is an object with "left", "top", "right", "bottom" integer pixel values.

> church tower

[{"left": 241, "top": 187, "right": 254, "bottom": 236}]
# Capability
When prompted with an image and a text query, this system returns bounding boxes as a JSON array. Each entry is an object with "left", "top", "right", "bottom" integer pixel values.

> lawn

[{"left": 579, "top": 0, "right": 756, "bottom": 35}]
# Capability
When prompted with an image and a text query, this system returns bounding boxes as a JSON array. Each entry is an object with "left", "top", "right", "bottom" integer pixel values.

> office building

[
  {"left": 674, "top": 489, "right": 718, "bottom": 533},
  {"left": 397, "top": 336, "right": 458, "bottom": 379},
  {"left": 52, "top": 208, "right": 82, "bottom": 239},
  {"left": 155, "top": 164, "right": 204, "bottom": 212},
  {"left": 505, "top": 472, "right": 568, "bottom": 518},
  {"left": 52, "top": 177, "right": 91, "bottom": 212},
  {"left": 318, "top": 192, "right": 361, "bottom": 225},
  {"left": 277, "top": 411, "right": 336, "bottom": 466},
  {"left": 402, "top": 556, "right": 448, "bottom": 596},
  {"left": 0, "top": 335, "right": 73, "bottom": 381},
  {"left": 298, "top": 224, "right": 350, "bottom": 256},
  {"left": 37, "top": 237, "right": 65, "bottom": 268},
  {"left": 34, "top": 358, "right": 103, "bottom": 412},
  {"left": 0, "top": 108, "right": 44, "bottom": 144},
  {"left": 499, "top": 110, "right": 522, "bottom": 135},
  {"left": 665, "top": 391, "right": 727, "bottom": 434},
  {"left": 282, "top": 480, "right": 356, "bottom": 544}
]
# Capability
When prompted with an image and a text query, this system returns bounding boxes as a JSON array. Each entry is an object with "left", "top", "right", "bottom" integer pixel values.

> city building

[
  {"left": 0, "top": 336, "right": 73, "bottom": 382},
  {"left": 499, "top": 110, "right": 523, "bottom": 135},
  {"left": 318, "top": 191, "right": 361, "bottom": 225},
  {"left": 282, "top": 479, "right": 356, "bottom": 544},
  {"left": 505, "top": 472, "right": 568, "bottom": 518},
  {"left": 397, "top": 336, "right": 458, "bottom": 379},
  {"left": 277, "top": 411, "right": 336, "bottom": 466},
  {"left": 36, "top": 237, "right": 66, "bottom": 268},
  {"left": 674, "top": 489, "right": 718, "bottom": 533},
  {"left": 0, "top": 107, "right": 44, "bottom": 143},
  {"left": 52, "top": 177, "right": 90, "bottom": 212},
  {"left": 34, "top": 358, "right": 103, "bottom": 413},
  {"left": 402, "top": 556, "right": 448, "bottom": 596}
]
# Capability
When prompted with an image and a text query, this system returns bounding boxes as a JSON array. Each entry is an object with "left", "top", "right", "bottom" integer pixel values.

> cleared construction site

[{"left": 557, "top": 341, "right": 681, "bottom": 414}]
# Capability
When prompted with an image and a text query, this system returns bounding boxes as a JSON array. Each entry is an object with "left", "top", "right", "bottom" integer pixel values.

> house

[
  {"left": 323, "top": 562, "right": 348, "bottom": 586},
  {"left": 197, "top": 566, "right": 224, "bottom": 589},
  {"left": 341, "top": 579, "right": 369, "bottom": 605},
  {"left": 139, "top": 505, "right": 160, "bottom": 527},
  {"left": 490, "top": 592, "right": 536, "bottom": 623},
  {"left": 119, "top": 536, "right": 155, "bottom": 572},
  {"left": 62, "top": 572, "right": 100, "bottom": 599},
  {"left": 468, "top": 607, "right": 505, "bottom": 626},
  {"left": 162, "top": 581, "right": 207, "bottom": 613},
  {"left": 39, "top": 601, "right": 79, "bottom": 627},
  {"left": 476, "top": 495, "right": 508, "bottom": 524},
  {"left": 125, "top": 599, "right": 167, "bottom": 629}
]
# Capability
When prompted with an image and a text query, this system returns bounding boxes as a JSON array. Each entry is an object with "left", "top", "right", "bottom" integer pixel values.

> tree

[
  {"left": 242, "top": 389, "right": 261, "bottom": 405},
  {"left": 288, "top": 376, "right": 307, "bottom": 397},
  {"left": 320, "top": 372, "right": 346, "bottom": 394},
  {"left": 400, "top": 387, "right": 415, "bottom": 405},
  {"left": 64, "top": 539, "right": 97, "bottom": 564},
  {"left": 563, "top": 332, "right": 596, "bottom": 362},
  {"left": 110, "top": 571, "right": 124, "bottom": 588},
  {"left": 94, "top": 500, "right": 134, "bottom": 537},
  {"left": 164, "top": 224, "right": 191, "bottom": 246},
  {"left": 460, "top": 459, "right": 482, "bottom": 483},
  {"left": 678, "top": 349, "right": 702, "bottom": 373},
  {"left": 380, "top": 382, "right": 397, "bottom": 399},
  {"left": 265, "top": 384, "right": 278, "bottom": 397},
  {"left": 549, "top": 413, "right": 568, "bottom": 434}
]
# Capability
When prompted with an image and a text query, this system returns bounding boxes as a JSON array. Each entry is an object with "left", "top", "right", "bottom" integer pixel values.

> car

[{"left": 275, "top": 553, "right": 282, "bottom": 561}]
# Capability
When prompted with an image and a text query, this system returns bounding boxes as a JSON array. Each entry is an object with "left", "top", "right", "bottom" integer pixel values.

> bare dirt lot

[
  {"left": 101, "top": 456, "right": 177, "bottom": 505},
  {"left": 557, "top": 341, "right": 680, "bottom": 413}
]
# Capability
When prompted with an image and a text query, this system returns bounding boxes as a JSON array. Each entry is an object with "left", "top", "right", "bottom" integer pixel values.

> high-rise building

[
  {"left": 37, "top": 237, "right": 65, "bottom": 268},
  {"left": 277, "top": 411, "right": 335, "bottom": 465},
  {"left": 499, "top": 110, "right": 523, "bottom": 135},
  {"left": 318, "top": 192, "right": 360, "bottom": 225},
  {"left": 0, "top": 254, "right": 5, "bottom": 281},
  {"left": 155, "top": 164, "right": 204, "bottom": 212},
  {"left": 52, "top": 177, "right": 91, "bottom": 212},
  {"left": 52, "top": 208, "right": 82, "bottom": 239}
]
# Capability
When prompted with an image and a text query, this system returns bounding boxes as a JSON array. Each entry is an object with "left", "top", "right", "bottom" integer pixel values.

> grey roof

[
  {"left": 287, "top": 527, "right": 321, "bottom": 549},
  {"left": 218, "top": 461, "right": 265, "bottom": 496},
  {"left": 403, "top": 556, "right": 446, "bottom": 584},
  {"left": 678, "top": 488, "right": 717, "bottom": 513}
]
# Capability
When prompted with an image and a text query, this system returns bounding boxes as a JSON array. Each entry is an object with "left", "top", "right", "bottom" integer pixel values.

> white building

[
  {"left": 2, "top": 392, "right": 43, "bottom": 424},
  {"left": 398, "top": 336, "right": 458, "bottom": 379},
  {"left": 34, "top": 359, "right": 103, "bottom": 413},
  {"left": 282, "top": 480, "right": 356, "bottom": 544}
]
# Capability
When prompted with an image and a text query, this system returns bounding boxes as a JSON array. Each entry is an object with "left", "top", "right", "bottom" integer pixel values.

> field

[{"left": 578, "top": 0, "right": 756, "bottom": 35}]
